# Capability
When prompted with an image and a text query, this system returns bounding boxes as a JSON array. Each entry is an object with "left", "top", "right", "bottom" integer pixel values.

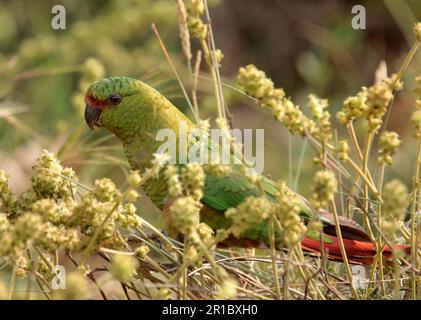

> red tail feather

[{"left": 301, "top": 235, "right": 411, "bottom": 265}]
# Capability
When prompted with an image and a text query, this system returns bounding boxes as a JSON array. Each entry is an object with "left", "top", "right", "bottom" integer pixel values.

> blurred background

[{"left": 0, "top": 0, "right": 421, "bottom": 211}]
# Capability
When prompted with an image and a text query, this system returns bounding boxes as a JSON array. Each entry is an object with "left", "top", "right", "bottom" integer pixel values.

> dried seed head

[
  {"left": 414, "top": 22, "right": 421, "bottom": 42},
  {"left": 149, "top": 152, "right": 171, "bottom": 177},
  {"left": 176, "top": 0, "right": 192, "bottom": 63},
  {"left": 378, "top": 131, "right": 401, "bottom": 165},
  {"left": 125, "top": 189, "right": 140, "bottom": 203},
  {"left": 382, "top": 179, "right": 408, "bottom": 237},
  {"left": 60, "top": 272, "right": 89, "bottom": 300},
  {"left": 110, "top": 254, "right": 138, "bottom": 282},
  {"left": 93, "top": 178, "right": 121, "bottom": 203},
  {"left": 181, "top": 163, "right": 205, "bottom": 201},
  {"left": 225, "top": 196, "right": 272, "bottom": 238},
  {"left": 237, "top": 64, "right": 285, "bottom": 112},
  {"left": 128, "top": 171, "right": 142, "bottom": 187},
  {"left": 156, "top": 288, "right": 171, "bottom": 300},
  {"left": 337, "top": 91, "right": 367, "bottom": 125},
  {"left": 412, "top": 110, "right": 421, "bottom": 138},
  {"left": 187, "top": 14, "right": 207, "bottom": 40},
  {"left": 31, "top": 150, "right": 77, "bottom": 199},
  {"left": 83, "top": 58, "right": 105, "bottom": 82},
  {"left": 216, "top": 277, "right": 238, "bottom": 300},
  {"left": 0, "top": 170, "right": 14, "bottom": 213},
  {"left": 308, "top": 94, "right": 328, "bottom": 120},
  {"left": 164, "top": 165, "right": 183, "bottom": 198},
  {"left": 337, "top": 140, "right": 349, "bottom": 161},
  {"left": 274, "top": 182, "right": 307, "bottom": 247},
  {"left": 118, "top": 203, "right": 141, "bottom": 229},
  {"left": 365, "top": 75, "right": 398, "bottom": 132},
  {"left": 135, "top": 245, "right": 150, "bottom": 259},
  {"left": 170, "top": 196, "right": 201, "bottom": 235},
  {"left": 311, "top": 170, "right": 338, "bottom": 210}
]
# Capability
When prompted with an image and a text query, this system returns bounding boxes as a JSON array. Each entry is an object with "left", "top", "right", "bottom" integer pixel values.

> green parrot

[{"left": 84, "top": 76, "right": 409, "bottom": 264}]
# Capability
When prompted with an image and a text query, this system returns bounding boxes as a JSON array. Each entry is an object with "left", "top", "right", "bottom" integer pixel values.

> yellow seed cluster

[
  {"left": 148, "top": 152, "right": 171, "bottom": 177},
  {"left": 216, "top": 277, "right": 238, "bottom": 299},
  {"left": 31, "top": 198, "right": 73, "bottom": 225},
  {"left": 181, "top": 163, "right": 205, "bottom": 201},
  {"left": 365, "top": 78, "right": 396, "bottom": 132},
  {"left": 58, "top": 272, "right": 89, "bottom": 300},
  {"left": 118, "top": 203, "right": 141, "bottom": 229},
  {"left": 156, "top": 288, "right": 171, "bottom": 300},
  {"left": 1, "top": 149, "right": 145, "bottom": 274},
  {"left": 274, "top": 182, "right": 307, "bottom": 247},
  {"left": 237, "top": 64, "right": 315, "bottom": 136},
  {"left": 110, "top": 254, "right": 138, "bottom": 282},
  {"left": 184, "top": 222, "right": 215, "bottom": 265},
  {"left": 310, "top": 170, "right": 338, "bottom": 210},
  {"left": 164, "top": 165, "right": 183, "bottom": 198},
  {"left": 135, "top": 245, "right": 150, "bottom": 259},
  {"left": 170, "top": 196, "right": 201, "bottom": 235},
  {"left": 225, "top": 196, "right": 271, "bottom": 237},
  {"left": 187, "top": 0, "right": 207, "bottom": 40},
  {"left": 0, "top": 147, "right": 154, "bottom": 296},
  {"left": 125, "top": 189, "right": 140, "bottom": 203},
  {"left": 93, "top": 178, "right": 122, "bottom": 203},
  {"left": 382, "top": 179, "right": 408, "bottom": 237},
  {"left": 196, "top": 222, "right": 214, "bottom": 247},
  {"left": 0, "top": 170, "right": 15, "bottom": 213},
  {"left": 337, "top": 140, "right": 349, "bottom": 161},
  {"left": 206, "top": 163, "right": 232, "bottom": 177},
  {"left": 414, "top": 22, "right": 421, "bottom": 42},
  {"left": 336, "top": 90, "right": 367, "bottom": 125},
  {"left": 282, "top": 99, "right": 315, "bottom": 136},
  {"left": 412, "top": 76, "right": 421, "bottom": 138},
  {"left": 128, "top": 170, "right": 142, "bottom": 187},
  {"left": 237, "top": 64, "right": 285, "bottom": 112},
  {"left": 307, "top": 94, "right": 332, "bottom": 143},
  {"left": 31, "top": 150, "right": 78, "bottom": 199},
  {"left": 378, "top": 131, "right": 401, "bottom": 165},
  {"left": 336, "top": 74, "right": 402, "bottom": 132},
  {"left": 82, "top": 58, "right": 105, "bottom": 84},
  {"left": 176, "top": 0, "right": 192, "bottom": 63},
  {"left": 72, "top": 195, "right": 122, "bottom": 248}
]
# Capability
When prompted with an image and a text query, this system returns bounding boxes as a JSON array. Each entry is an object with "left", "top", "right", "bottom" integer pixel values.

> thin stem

[
  {"left": 362, "top": 133, "right": 376, "bottom": 241},
  {"left": 377, "top": 164, "right": 386, "bottom": 295},
  {"left": 200, "top": 39, "right": 224, "bottom": 120},
  {"left": 330, "top": 199, "right": 360, "bottom": 299},
  {"left": 192, "top": 51, "right": 202, "bottom": 117},
  {"left": 347, "top": 157, "right": 382, "bottom": 203},
  {"left": 203, "top": 0, "right": 227, "bottom": 120},
  {"left": 294, "top": 140, "right": 308, "bottom": 190},
  {"left": 151, "top": 23, "right": 199, "bottom": 123},
  {"left": 8, "top": 263, "right": 17, "bottom": 300},
  {"left": 410, "top": 141, "right": 421, "bottom": 299},
  {"left": 269, "top": 214, "right": 281, "bottom": 300},
  {"left": 347, "top": 123, "right": 363, "bottom": 162},
  {"left": 283, "top": 250, "right": 292, "bottom": 300}
]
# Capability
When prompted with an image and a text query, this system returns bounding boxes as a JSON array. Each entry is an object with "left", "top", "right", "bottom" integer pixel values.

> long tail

[{"left": 301, "top": 235, "right": 411, "bottom": 265}]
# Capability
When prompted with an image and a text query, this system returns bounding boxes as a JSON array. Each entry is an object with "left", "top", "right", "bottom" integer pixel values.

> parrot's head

[
  {"left": 84, "top": 76, "right": 143, "bottom": 134},
  {"left": 85, "top": 76, "right": 192, "bottom": 148}
]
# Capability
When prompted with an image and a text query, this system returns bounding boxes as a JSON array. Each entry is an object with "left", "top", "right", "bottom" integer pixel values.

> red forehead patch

[{"left": 85, "top": 94, "right": 109, "bottom": 109}]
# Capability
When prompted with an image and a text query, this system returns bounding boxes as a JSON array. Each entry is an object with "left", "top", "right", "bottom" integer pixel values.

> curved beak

[{"left": 84, "top": 104, "right": 101, "bottom": 129}]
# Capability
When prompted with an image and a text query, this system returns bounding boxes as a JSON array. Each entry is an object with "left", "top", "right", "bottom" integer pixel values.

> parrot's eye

[{"left": 108, "top": 94, "right": 122, "bottom": 105}]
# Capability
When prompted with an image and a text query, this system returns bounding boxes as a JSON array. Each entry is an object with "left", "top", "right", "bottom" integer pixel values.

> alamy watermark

[
  {"left": 351, "top": 265, "right": 367, "bottom": 290},
  {"left": 51, "top": 5, "right": 66, "bottom": 30},
  {"left": 351, "top": 5, "right": 366, "bottom": 30},
  {"left": 51, "top": 265, "right": 66, "bottom": 290},
  {"left": 155, "top": 121, "right": 264, "bottom": 175}
]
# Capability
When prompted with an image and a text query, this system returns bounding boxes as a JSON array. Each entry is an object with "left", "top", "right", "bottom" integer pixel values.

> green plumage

[{"left": 86, "top": 77, "right": 326, "bottom": 246}]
